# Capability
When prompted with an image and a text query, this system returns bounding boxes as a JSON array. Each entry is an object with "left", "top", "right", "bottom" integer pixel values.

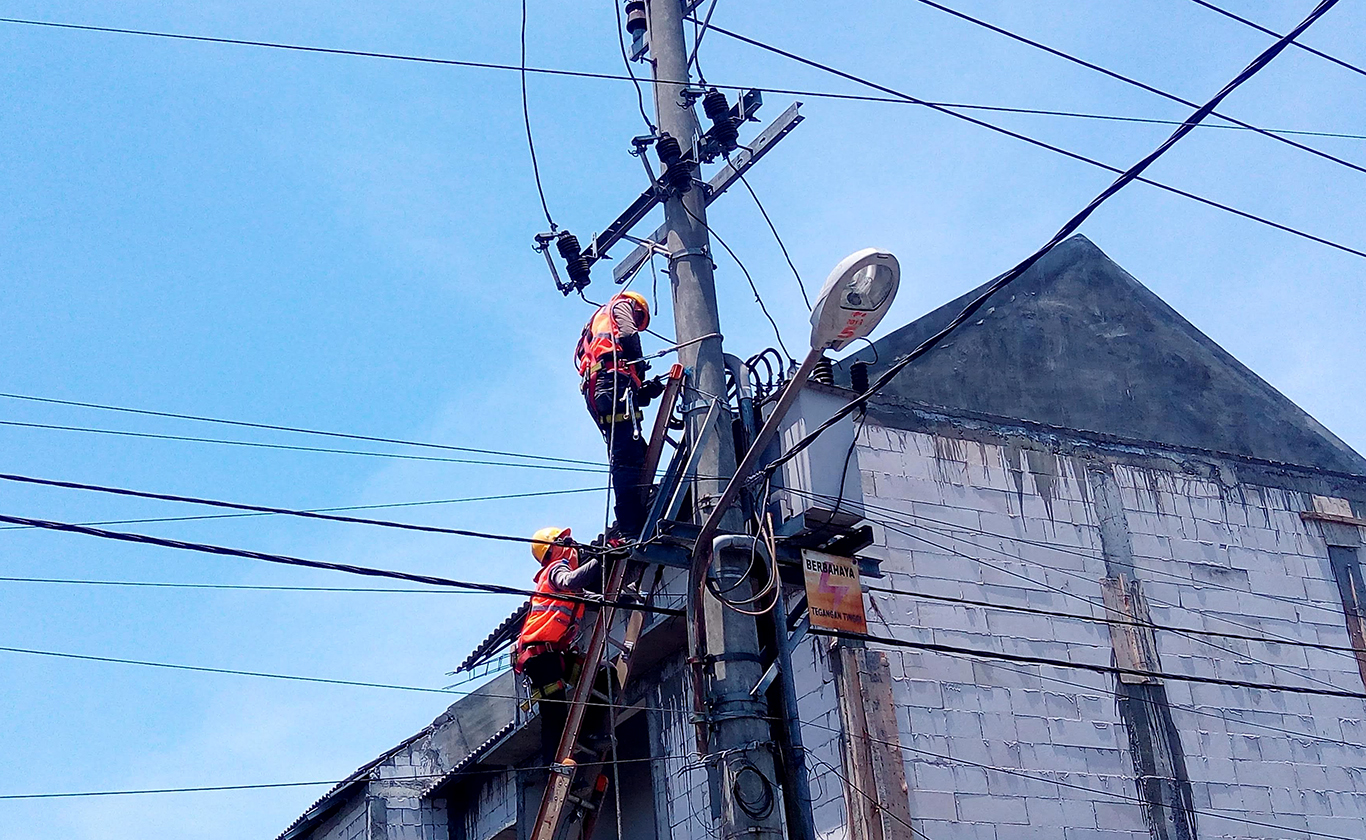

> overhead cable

[
  {"left": 0, "top": 470, "right": 606, "bottom": 544},
  {"left": 0, "top": 391, "right": 600, "bottom": 466},
  {"left": 2, "top": 16, "right": 1360, "bottom": 141},
  {"left": 521, "top": 0, "right": 556, "bottom": 229},
  {"left": 734, "top": 170, "right": 812, "bottom": 310},
  {"left": 756, "top": 0, "right": 1347, "bottom": 479},
  {"left": 801, "top": 720, "right": 1362, "bottom": 840},
  {"left": 831, "top": 492, "right": 1366, "bottom": 692},
  {"left": 0, "top": 576, "right": 509, "bottom": 594},
  {"left": 699, "top": 20, "right": 1366, "bottom": 262},
  {"left": 0, "top": 643, "right": 726, "bottom": 718},
  {"left": 0, "top": 754, "right": 704, "bottom": 801},
  {"left": 813, "top": 627, "right": 1366, "bottom": 699},
  {"left": 0, "top": 418, "right": 607, "bottom": 473},
  {"left": 868, "top": 513, "right": 1363, "bottom": 695},
  {"left": 1191, "top": 0, "right": 1366, "bottom": 80},
  {"left": 0, "top": 486, "right": 602, "bottom": 532},
  {"left": 790, "top": 484, "right": 1360, "bottom": 690},
  {"left": 867, "top": 584, "right": 1362, "bottom": 656},
  {"left": 907, "top": 0, "right": 1366, "bottom": 177},
  {"left": 805, "top": 754, "right": 932, "bottom": 840},
  {"left": 938, "top": 631, "right": 1363, "bottom": 750},
  {"left": 817, "top": 485, "right": 1360, "bottom": 624},
  {"left": 681, "top": 203, "right": 794, "bottom": 362},
  {"left": 0, "top": 512, "right": 682, "bottom": 613}
]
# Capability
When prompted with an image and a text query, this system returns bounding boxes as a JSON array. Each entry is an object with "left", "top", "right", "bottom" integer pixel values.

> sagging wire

[
  {"left": 613, "top": 0, "right": 655, "bottom": 132},
  {"left": 745, "top": 347, "right": 786, "bottom": 400},
  {"left": 805, "top": 754, "right": 934, "bottom": 840},
  {"left": 520, "top": 0, "right": 556, "bottom": 230},
  {"left": 680, "top": 203, "right": 795, "bottom": 363},
  {"left": 734, "top": 168, "right": 812, "bottom": 310},
  {"left": 828, "top": 405, "right": 867, "bottom": 518},
  {"left": 688, "top": 0, "right": 721, "bottom": 83},
  {"left": 704, "top": 481, "right": 780, "bottom": 617}
]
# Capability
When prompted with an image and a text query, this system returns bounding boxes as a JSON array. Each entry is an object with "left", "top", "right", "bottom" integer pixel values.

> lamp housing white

[{"left": 809, "top": 248, "right": 900, "bottom": 351}]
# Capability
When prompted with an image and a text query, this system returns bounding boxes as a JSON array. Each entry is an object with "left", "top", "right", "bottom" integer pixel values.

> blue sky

[{"left": 1, "top": 1, "right": 1363, "bottom": 837}]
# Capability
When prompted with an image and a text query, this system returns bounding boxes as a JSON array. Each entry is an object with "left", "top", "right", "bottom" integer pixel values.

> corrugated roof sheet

[{"left": 455, "top": 600, "right": 529, "bottom": 673}]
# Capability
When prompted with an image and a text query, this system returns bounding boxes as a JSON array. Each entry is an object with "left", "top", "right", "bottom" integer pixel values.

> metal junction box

[{"left": 766, "top": 383, "right": 865, "bottom": 528}]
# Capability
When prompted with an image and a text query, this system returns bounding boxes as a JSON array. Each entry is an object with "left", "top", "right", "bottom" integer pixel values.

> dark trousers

[
  {"left": 524, "top": 650, "right": 571, "bottom": 766},
  {"left": 586, "top": 372, "right": 650, "bottom": 539},
  {"left": 523, "top": 649, "right": 612, "bottom": 767}
]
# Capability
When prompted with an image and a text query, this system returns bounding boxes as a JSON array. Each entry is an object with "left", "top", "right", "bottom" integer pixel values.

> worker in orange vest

[
  {"left": 516, "top": 526, "right": 602, "bottom": 761},
  {"left": 575, "top": 292, "right": 665, "bottom": 540}
]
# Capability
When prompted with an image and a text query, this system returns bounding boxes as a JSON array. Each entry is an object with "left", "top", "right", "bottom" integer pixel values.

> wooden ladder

[{"left": 528, "top": 365, "right": 685, "bottom": 840}]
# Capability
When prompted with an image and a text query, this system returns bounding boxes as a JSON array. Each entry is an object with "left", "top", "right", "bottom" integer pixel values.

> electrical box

[{"left": 766, "top": 384, "right": 865, "bottom": 527}]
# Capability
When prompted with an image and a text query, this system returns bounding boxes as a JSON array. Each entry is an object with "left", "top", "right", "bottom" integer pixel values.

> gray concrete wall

[
  {"left": 293, "top": 671, "right": 518, "bottom": 840},
  {"left": 793, "top": 419, "right": 1366, "bottom": 839}
]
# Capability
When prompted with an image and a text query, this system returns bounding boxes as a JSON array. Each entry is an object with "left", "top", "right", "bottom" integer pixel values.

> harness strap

[{"left": 529, "top": 603, "right": 578, "bottom": 617}]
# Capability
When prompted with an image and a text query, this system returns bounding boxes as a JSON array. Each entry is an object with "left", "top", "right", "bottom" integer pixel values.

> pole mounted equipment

[
  {"left": 703, "top": 89, "right": 740, "bottom": 154},
  {"left": 655, "top": 132, "right": 695, "bottom": 195},
  {"left": 624, "top": 0, "right": 647, "bottom": 36}
]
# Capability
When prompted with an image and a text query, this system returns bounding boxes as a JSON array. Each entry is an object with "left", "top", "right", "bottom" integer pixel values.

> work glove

[{"left": 637, "top": 376, "right": 666, "bottom": 404}]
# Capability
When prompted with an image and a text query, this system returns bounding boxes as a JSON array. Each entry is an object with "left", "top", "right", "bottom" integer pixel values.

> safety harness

[{"left": 575, "top": 296, "right": 647, "bottom": 399}]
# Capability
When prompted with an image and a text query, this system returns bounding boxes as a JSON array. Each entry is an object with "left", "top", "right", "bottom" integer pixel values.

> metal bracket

[
  {"left": 533, "top": 231, "right": 571, "bottom": 295},
  {"left": 614, "top": 102, "right": 804, "bottom": 283},
  {"left": 671, "top": 245, "right": 710, "bottom": 261}
]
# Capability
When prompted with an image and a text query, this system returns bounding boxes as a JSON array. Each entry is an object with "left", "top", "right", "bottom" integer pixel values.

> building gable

[{"left": 839, "top": 235, "right": 1366, "bottom": 475}]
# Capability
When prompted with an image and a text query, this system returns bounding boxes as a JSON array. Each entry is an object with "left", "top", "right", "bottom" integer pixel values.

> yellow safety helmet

[
  {"left": 530, "top": 526, "right": 571, "bottom": 564},
  {"left": 620, "top": 291, "right": 650, "bottom": 330}
]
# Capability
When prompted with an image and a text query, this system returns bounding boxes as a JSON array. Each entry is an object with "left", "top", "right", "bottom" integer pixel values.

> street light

[
  {"left": 686, "top": 247, "right": 901, "bottom": 740},
  {"left": 809, "top": 248, "right": 901, "bottom": 351}
]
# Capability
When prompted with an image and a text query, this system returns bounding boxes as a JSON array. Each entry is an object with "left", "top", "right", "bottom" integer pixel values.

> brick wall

[{"left": 793, "top": 420, "right": 1366, "bottom": 839}]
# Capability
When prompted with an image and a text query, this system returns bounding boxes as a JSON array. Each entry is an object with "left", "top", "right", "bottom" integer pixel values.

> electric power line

[
  {"left": 801, "top": 719, "right": 1364, "bottom": 840},
  {"left": 0, "top": 576, "right": 501, "bottom": 594},
  {"left": 0, "top": 512, "right": 680, "bottom": 614},
  {"left": 814, "top": 626, "right": 1366, "bottom": 699},
  {"left": 754, "top": 0, "right": 1349, "bottom": 479},
  {"left": 734, "top": 169, "right": 812, "bottom": 310},
  {"left": 933, "top": 632, "right": 1365, "bottom": 750},
  {"left": 0, "top": 471, "right": 613, "bottom": 547},
  {"left": 845, "top": 490, "right": 1363, "bottom": 649},
  {"left": 700, "top": 20, "right": 1366, "bottom": 263},
  {"left": 0, "top": 753, "right": 703, "bottom": 801},
  {"left": 838, "top": 496, "right": 1366, "bottom": 695},
  {"left": 866, "top": 583, "right": 1362, "bottom": 656},
  {"left": 1, "top": 15, "right": 1359, "bottom": 139},
  {"left": 874, "top": 515, "right": 1366, "bottom": 697},
  {"left": 805, "top": 754, "right": 933, "bottom": 840},
  {"left": 0, "top": 641, "right": 727, "bottom": 719},
  {"left": 1190, "top": 0, "right": 1366, "bottom": 80},
  {"left": 521, "top": 0, "right": 556, "bottom": 230},
  {"left": 906, "top": 0, "right": 1366, "bottom": 178},
  {"left": 0, "top": 418, "right": 607, "bottom": 473},
  {"left": 0, "top": 391, "right": 601, "bottom": 467},
  {"left": 803, "top": 484, "right": 1360, "bottom": 627},
  {"left": 680, "top": 203, "right": 794, "bottom": 362},
  {"left": 0, "top": 486, "right": 604, "bottom": 532}
]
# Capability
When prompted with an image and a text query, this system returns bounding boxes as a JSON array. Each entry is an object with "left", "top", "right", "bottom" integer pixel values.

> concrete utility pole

[{"left": 645, "top": 2, "right": 785, "bottom": 838}]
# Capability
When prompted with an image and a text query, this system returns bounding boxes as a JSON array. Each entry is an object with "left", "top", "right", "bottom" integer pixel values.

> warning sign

[{"left": 801, "top": 549, "right": 866, "bottom": 634}]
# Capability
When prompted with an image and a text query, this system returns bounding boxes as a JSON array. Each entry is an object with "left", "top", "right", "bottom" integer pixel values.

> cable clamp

[{"left": 669, "top": 245, "right": 710, "bottom": 261}]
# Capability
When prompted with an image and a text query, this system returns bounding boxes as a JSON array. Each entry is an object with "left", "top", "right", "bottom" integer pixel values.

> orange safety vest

[
  {"left": 574, "top": 296, "right": 645, "bottom": 391},
  {"left": 518, "top": 545, "right": 586, "bottom": 657}
]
